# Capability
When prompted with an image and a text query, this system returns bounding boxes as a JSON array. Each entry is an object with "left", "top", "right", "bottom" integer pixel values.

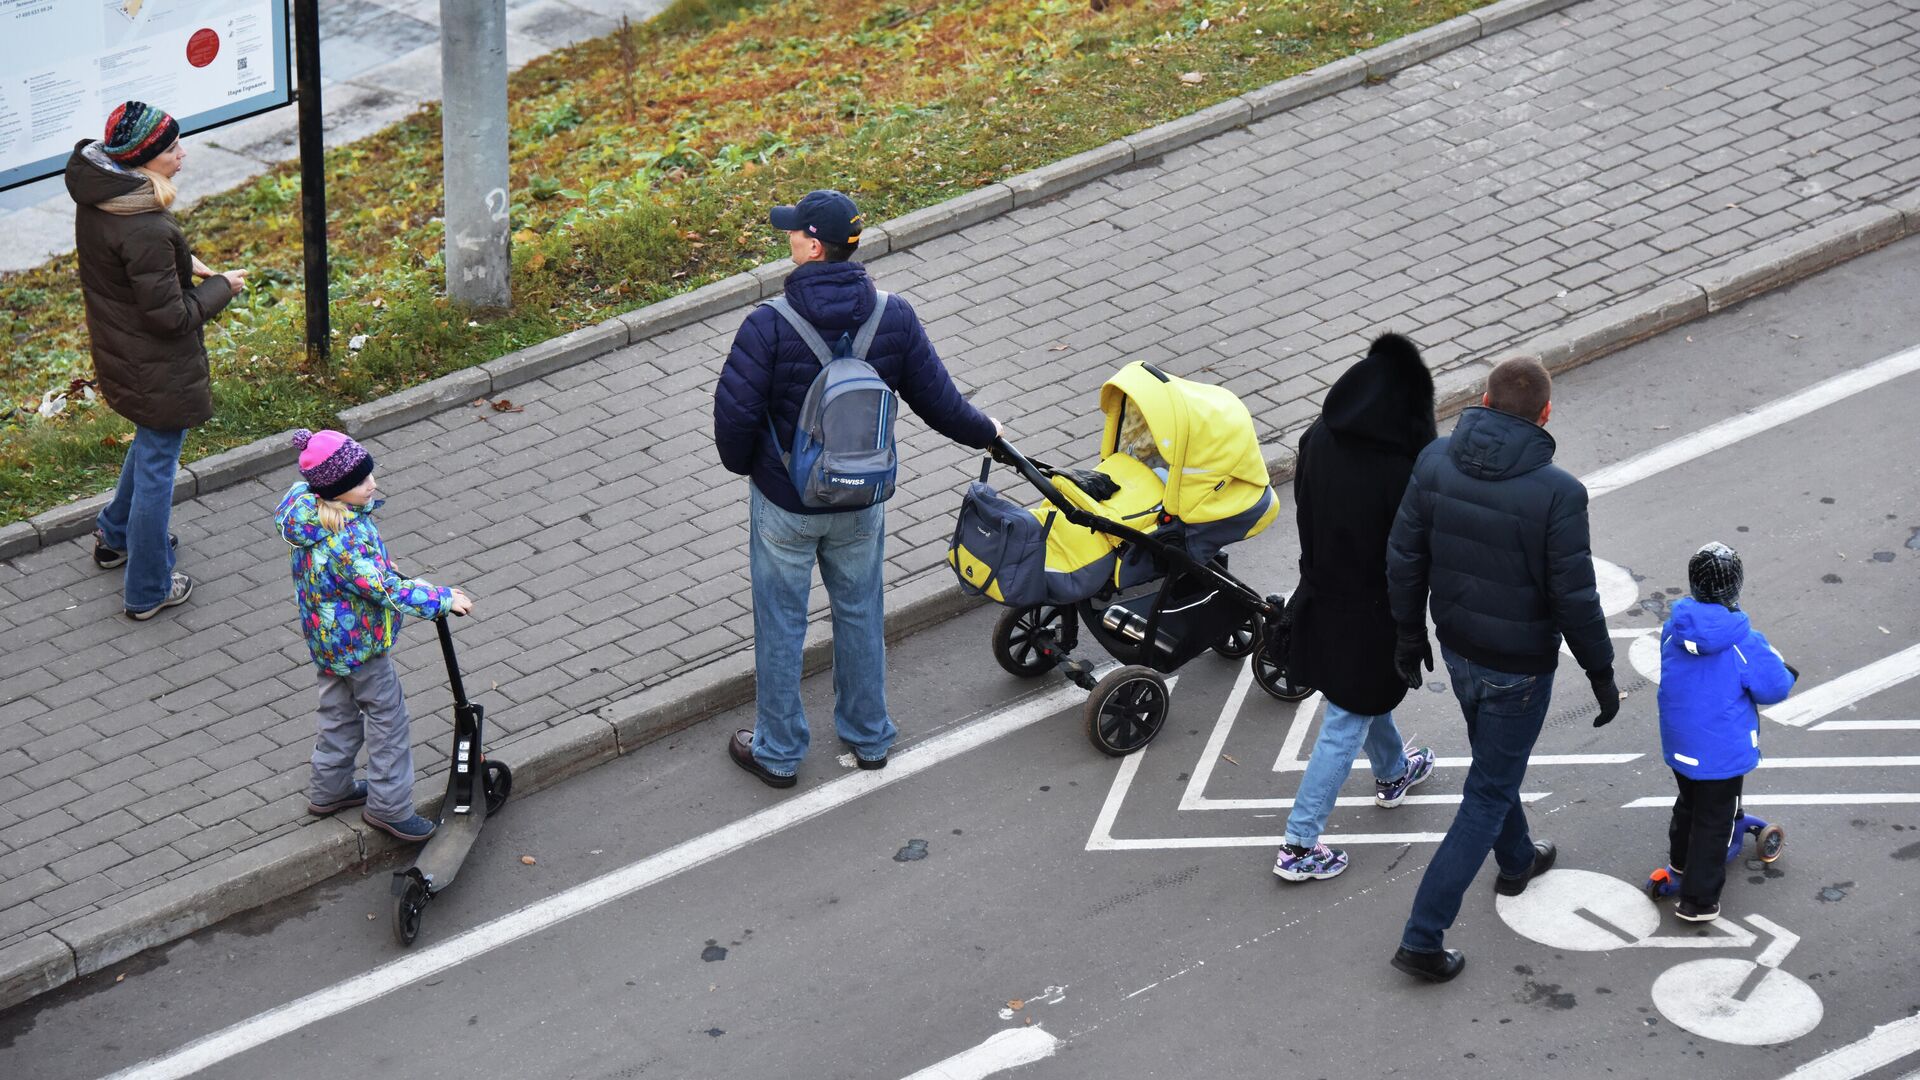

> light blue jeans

[
  {"left": 1284, "top": 699, "right": 1410, "bottom": 849},
  {"left": 748, "top": 484, "right": 895, "bottom": 776},
  {"left": 95, "top": 424, "right": 185, "bottom": 610}
]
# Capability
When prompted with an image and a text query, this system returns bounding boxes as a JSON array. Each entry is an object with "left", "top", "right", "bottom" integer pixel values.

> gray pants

[{"left": 311, "top": 654, "right": 415, "bottom": 822}]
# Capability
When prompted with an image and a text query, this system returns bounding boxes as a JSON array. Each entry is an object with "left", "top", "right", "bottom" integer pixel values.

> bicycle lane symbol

[{"left": 1495, "top": 868, "right": 1822, "bottom": 1046}]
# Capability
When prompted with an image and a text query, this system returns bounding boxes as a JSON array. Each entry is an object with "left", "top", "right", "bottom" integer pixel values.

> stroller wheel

[
  {"left": 1252, "top": 638, "right": 1314, "bottom": 702},
  {"left": 993, "top": 605, "right": 1070, "bottom": 678},
  {"left": 1084, "top": 666, "right": 1170, "bottom": 757},
  {"left": 1211, "top": 613, "right": 1260, "bottom": 660},
  {"left": 1758, "top": 824, "right": 1786, "bottom": 863}
]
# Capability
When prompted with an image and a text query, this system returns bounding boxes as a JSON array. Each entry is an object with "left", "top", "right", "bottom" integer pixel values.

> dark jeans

[
  {"left": 1401, "top": 645, "right": 1555, "bottom": 953},
  {"left": 1669, "top": 771, "right": 1743, "bottom": 906}
]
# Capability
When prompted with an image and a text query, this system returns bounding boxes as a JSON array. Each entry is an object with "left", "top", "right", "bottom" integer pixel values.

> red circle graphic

[{"left": 186, "top": 28, "right": 220, "bottom": 68}]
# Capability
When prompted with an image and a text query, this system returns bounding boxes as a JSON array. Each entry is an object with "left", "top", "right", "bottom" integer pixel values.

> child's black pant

[{"left": 1668, "top": 770, "right": 1744, "bottom": 906}]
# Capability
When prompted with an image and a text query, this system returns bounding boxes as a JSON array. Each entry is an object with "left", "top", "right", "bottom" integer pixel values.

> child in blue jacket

[{"left": 1655, "top": 542, "right": 1796, "bottom": 922}]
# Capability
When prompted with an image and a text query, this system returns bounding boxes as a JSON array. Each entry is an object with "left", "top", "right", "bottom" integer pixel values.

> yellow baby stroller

[{"left": 949, "top": 361, "right": 1313, "bottom": 756}]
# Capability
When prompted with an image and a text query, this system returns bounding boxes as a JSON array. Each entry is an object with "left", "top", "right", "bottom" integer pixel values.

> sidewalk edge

[{"left": 5, "top": 0, "right": 1578, "bottom": 554}]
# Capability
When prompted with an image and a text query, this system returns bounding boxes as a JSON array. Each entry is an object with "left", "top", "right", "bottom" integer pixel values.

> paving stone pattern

[{"left": 4, "top": 0, "right": 1918, "bottom": 952}]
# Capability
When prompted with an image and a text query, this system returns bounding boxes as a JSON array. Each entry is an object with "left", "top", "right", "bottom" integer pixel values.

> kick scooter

[
  {"left": 1645, "top": 809, "right": 1785, "bottom": 899},
  {"left": 391, "top": 614, "right": 512, "bottom": 946}
]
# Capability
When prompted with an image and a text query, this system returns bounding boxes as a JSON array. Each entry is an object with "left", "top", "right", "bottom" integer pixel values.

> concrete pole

[{"left": 440, "top": 0, "right": 511, "bottom": 308}]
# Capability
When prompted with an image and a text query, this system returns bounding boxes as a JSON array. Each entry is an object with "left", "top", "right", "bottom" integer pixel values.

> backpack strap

[
  {"left": 851, "top": 291, "right": 890, "bottom": 360},
  {"left": 764, "top": 296, "right": 835, "bottom": 365}
]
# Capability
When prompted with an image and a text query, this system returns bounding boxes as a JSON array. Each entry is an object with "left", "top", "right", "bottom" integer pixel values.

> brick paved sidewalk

[{"left": 4, "top": 0, "right": 1917, "bottom": 968}]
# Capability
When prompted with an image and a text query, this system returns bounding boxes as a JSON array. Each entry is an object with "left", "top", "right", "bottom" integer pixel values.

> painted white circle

[
  {"left": 1651, "top": 958, "right": 1823, "bottom": 1045},
  {"left": 1629, "top": 629, "right": 1662, "bottom": 686},
  {"left": 1594, "top": 556, "right": 1638, "bottom": 618},
  {"left": 1494, "top": 869, "right": 1661, "bottom": 951}
]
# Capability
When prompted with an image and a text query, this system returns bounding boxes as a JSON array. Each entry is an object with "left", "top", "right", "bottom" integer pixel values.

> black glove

[
  {"left": 1589, "top": 670, "right": 1622, "bottom": 727},
  {"left": 1784, "top": 661, "right": 1800, "bottom": 683},
  {"left": 1393, "top": 628, "right": 1433, "bottom": 689},
  {"left": 1057, "top": 468, "right": 1120, "bottom": 501}
]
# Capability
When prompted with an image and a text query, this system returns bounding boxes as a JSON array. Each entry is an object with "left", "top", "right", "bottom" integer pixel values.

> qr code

[{"left": 237, "top": 56, "right": 249, "bottom": 70}]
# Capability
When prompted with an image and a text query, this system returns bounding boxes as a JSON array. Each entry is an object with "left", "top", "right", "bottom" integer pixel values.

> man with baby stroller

[{"left": 713, "top": 189, "right": 1003, "bottom": 788}]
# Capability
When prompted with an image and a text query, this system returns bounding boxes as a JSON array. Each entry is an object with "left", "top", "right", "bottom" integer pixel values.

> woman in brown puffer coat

[{"left": 66, "top": 100, "right": 245, "bottom": 619}]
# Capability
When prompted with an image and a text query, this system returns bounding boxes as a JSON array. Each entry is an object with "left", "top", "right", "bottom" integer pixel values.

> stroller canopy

[{"left": 1100, "top": 362, "right": 1273, "bottom": 526}]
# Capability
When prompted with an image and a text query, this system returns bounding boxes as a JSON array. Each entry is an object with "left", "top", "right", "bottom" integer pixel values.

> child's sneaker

[
  {"left": 307, "top": 780, "right": 369, "bottom": 816},
  {"left": 363, "top": 811, "right": 437, "bottom": 842},
  {"left": 1273, "top": 843, "right": 1350, "bottom": 882},
  {"left": 1375, "top": 745, "right": 1435, "bottom": 807},
  {"left": 1676, "top": 899, "right": 1720, "bottom": 923}
]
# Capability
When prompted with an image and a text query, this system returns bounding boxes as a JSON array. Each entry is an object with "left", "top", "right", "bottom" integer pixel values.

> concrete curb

[
  {"left": 5, "top": 0, "right": 1907, "bottom": 1013},
  {"left": 6, "top": 0, "right": 1581, "bottom": 554}
]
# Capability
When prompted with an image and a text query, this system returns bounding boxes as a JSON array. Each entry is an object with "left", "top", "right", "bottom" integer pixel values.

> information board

[{"left": 0, "top": 0, "right": 291, "bottom": 191}]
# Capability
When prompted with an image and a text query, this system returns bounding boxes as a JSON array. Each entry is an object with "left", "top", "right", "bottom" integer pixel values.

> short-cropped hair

[{"left": 1486, "top": 356, "right": 1551, "bottom": 420}]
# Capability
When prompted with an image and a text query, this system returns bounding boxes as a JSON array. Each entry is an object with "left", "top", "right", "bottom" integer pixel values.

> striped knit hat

[
  {"left": 292, "top": 429, "right": 376, "bottom": 500},
  {"left": 102, "top": 101, "right": 180, "bottom": 168}
]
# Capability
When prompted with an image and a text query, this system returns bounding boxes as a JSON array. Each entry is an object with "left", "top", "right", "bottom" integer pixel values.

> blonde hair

[
  {"left": 1118, "top": 398, "right": 1166, "bottom": 470},
  {"left": 134, "top": 166, "right": 178, "bottom": 210},
  {"left": 315, "top": 497, "right": 353, "bottom": 533}
]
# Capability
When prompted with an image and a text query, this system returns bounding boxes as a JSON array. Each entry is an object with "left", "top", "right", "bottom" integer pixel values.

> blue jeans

[
  {"left": 95, "top": 424, "right": 185, "bottom": 610},
  {"left": 1401, "top": 645, "right": 1555, "bottom": 953},
  {"left": 1285, "top": 700, "right": 1409, "bottom": 848},
  {"left": 748, "top": 484, "right": 895, "bottom": 776}
]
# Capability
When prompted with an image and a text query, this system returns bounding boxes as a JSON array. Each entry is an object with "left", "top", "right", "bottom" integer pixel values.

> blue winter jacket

[
  {"left": 713, "top": 260, "right": 997, "bottom": 514},
  {"left": 1656, "top": 598, "right": 1795, "bottom": 780}
]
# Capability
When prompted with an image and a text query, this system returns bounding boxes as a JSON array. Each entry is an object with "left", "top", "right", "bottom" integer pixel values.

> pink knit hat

[{"left": 291, "top": 428, "right": 375, "bottom": 499}]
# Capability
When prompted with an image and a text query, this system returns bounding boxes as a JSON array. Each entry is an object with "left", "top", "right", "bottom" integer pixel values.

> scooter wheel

[
  {"left": 484, "top": 760, "right": 513, "bottom": 817},
  {"left": 993, "top": 605, "right": 1070, "bottom": 678},
  {"left": 393, "top": 878, "right": 428, "bottom": 947},
  {"left": 1758, "top": 824, "right": 1785, "bottom": 864},
  {"left": 1644, "top": 867, "right": 1672, "bottom": 900},
  {"left": 1084, "top": 666, "right": 1169, "bottom": 757}
]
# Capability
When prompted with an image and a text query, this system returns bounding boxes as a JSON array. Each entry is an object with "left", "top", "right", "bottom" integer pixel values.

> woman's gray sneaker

[
  {"left": 126, "top": 572, "right": 193, "bottom": 620},
  {"left": 1375, "top": 745, "right": 1436, "bottom": 807}
]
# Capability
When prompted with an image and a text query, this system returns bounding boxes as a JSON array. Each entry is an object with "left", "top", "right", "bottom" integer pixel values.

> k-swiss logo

[{"left": 831, "top": 476, "right": 867, "bottom": 486}]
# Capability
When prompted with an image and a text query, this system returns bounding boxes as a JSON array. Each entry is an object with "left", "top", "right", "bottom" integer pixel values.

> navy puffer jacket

[
  {"left": 713, "top": 260, "right": 997, "bottom": 514},
  {"left": 1386, "top": 406, "right": 1613, "bottom": 677}
]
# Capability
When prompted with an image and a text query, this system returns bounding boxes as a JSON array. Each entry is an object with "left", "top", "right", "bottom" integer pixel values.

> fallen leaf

[
  {"left": 471, "top": 398, "right": 489, "bottom": 408},
  {"left": 521, "top": 855, "right": 537, "bottom": 866},
  {"left": 1024, "top": 1016, "right": 1034, "bottom": 1026},
  {"left": 1179, "top": 71, "right": 1205, "bottom": 85},
  {"left": 1008, "top": 999, "right": 1025, "bottom": 1010},
  {"left": 367, "top": 913, "right": 376, "bottom": 920},
  {"left": 1050, "top": 344, "right": 1071, "bottom": 352},
  {"left": 115, "top": 973, "right": 126, "bottom": 983},
  {"left": 491, "top": 398, "right": 524, "bottom": 413},
  {"left": 1222, "top": 753, "right": 1239, "bottom": 766}
]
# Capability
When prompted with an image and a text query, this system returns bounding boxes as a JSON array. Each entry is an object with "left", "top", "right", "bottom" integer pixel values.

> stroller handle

[{"left": 985, "top": 437, "right": 1273, "bottom": 614}]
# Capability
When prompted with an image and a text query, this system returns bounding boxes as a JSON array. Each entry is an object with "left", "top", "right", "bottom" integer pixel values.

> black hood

[
  {"left": 1319, "top": 333, "right": 1437, "bottom": 454},
  {"left": 65, "top": 140, "right": 149, "bottom": 208},
  {"left": 1446, "top": 405, "right": 1557, "bottom": 481}
]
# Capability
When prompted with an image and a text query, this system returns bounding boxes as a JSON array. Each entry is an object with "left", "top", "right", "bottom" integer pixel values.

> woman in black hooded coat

[{"left": 1273, "top": 334, "right": 1442, "bottom": 883}]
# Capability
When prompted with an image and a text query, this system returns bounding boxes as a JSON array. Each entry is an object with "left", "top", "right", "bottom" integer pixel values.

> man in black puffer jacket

[
  {"left": 1384, "top": 356, "right": 1619, "bottom": 983},
  {"left": 713, "top": 190, "right": 1000, "bottom": 789}
]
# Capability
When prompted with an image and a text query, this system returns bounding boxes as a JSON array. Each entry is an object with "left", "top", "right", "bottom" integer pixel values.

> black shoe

[
  {"left": 94, "top": 532, "right": 177, "bottom": 570},
  {"left": 1676, "top": 899, "right": 1720, "bottom": 923},
  {"left": 1494, "top": 840, "right": 1558, "bottom": 897},
  {"left": 729, "top": 729, "right": 797, "bottom": 789},
  {"left": 1392, "top": 946, "right": 1466, "bottom": 983},
  {"left": 856, "top": 754, "right": 886, "bottom": 770}
]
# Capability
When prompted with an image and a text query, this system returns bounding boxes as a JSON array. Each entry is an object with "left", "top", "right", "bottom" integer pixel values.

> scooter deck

[{"left": 410, "top": 795, "right": 486, "bottom": 895}]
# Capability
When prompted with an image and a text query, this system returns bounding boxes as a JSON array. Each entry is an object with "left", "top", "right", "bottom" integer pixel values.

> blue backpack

[{"left": 764, "top": 291, "right": 899, "bottom": 509}]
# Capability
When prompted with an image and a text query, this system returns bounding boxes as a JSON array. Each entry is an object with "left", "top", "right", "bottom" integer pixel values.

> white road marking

[
  {"left": 1180, "top": 792, "right": 1552, "bottom": 812},
  {"left": 1776, "top": 1014, "right": 1920, "bottom": 1080},
  {"left": 1177, "top": 662, "right": 1263, "bottom": 810},
  {"left": 1811, "top": 720, "right": 1920, "bottom": 731},
  {"left": 1758, "top": 756, "right": 1920, "bottom": 769},
  {"left": 98, "top": 678, "right": 1098, "bottom": 1080},
  {"left": 1495, "top": 869, "right": 1764, "bottom": 952},
  {"left": 1621, "top": 793, "right": 1920, "bottom": 809},
  {"left": 1765, "top": 643, "right": 1920, "bottom": 727},
  {"left": 1581, "top": 343, "right": 1920, "bottom": 499},
  {"left": 1652, "top": 956, "right": 1822, "bottom": 1046},
  {"left": 900, "top": 1027, "right": 1061, "bottom": 1080},
  {"left": 1271, "top": 754, "right": 1639, "bottom": 774}
]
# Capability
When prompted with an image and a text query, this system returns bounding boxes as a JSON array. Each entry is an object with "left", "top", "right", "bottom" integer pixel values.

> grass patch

[{"left": 1, "top": 0, "right": 1484, "bottom": 524}]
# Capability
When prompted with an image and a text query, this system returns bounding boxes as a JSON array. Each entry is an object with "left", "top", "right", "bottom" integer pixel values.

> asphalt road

[{"left": 5, "top": 239, "right": 1920, "bottom": 1080}]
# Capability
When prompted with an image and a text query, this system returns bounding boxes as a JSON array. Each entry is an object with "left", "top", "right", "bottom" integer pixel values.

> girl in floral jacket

[{"left": 275, "top": 429, "right": 472, "bottom": 841}]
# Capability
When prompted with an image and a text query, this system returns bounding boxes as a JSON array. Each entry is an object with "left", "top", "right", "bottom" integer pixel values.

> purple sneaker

[
  {"left": 1375, "top": 745, "right": 1435, "bottom": 808},
  {"left": 1273, "top": 843, "right": 1350, "bottom": 882}
]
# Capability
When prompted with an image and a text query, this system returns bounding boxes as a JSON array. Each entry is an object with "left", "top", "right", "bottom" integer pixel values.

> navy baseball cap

[{"left": 770, "top": 189, "right": 864, "bottom": 246}]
